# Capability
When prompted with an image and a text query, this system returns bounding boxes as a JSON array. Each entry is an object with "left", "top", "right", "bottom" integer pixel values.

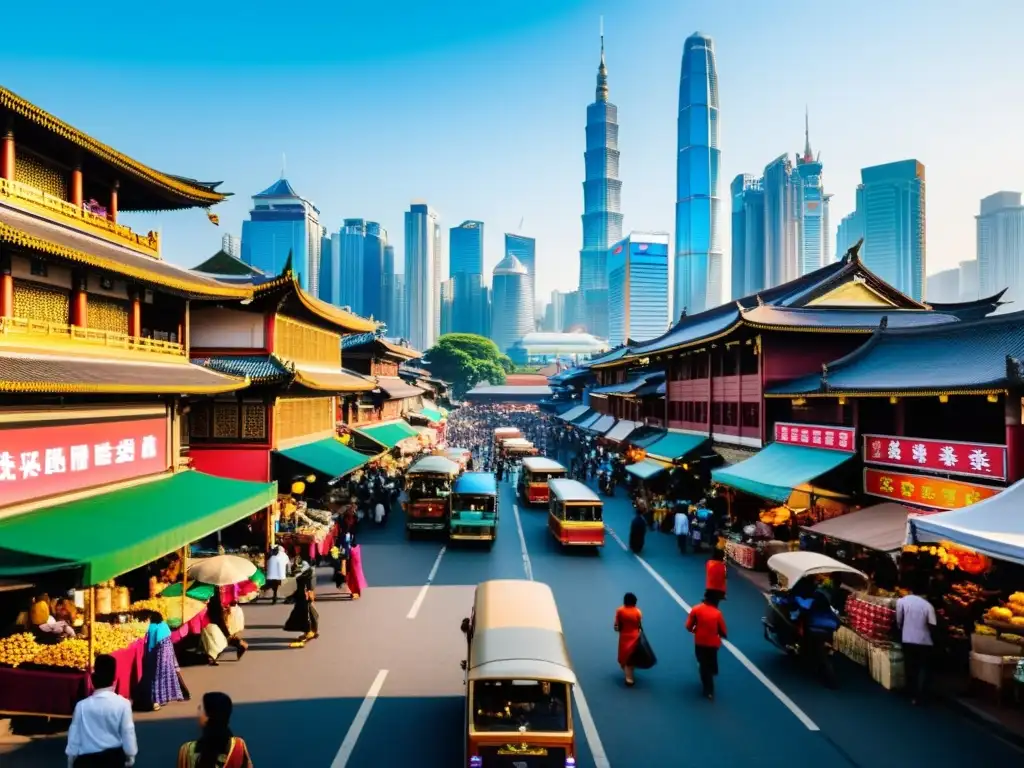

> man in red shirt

[
  {"left": 705, "top": 549, "right": 727, "bottom": 601},
  {"left": 686, "top": 590, "right": 727, "bottom": 700}
]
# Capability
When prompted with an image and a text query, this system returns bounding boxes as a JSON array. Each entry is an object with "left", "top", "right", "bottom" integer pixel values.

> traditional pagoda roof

[
  {"left": 591, "top": 371, "right": 665, "bottom": 395},
  {"left": 191, "top": 249, "right": 267, "bottom": 283},
  {"left": 194, "top": 354, "right": 375, "bottom": 393},
  {"left": 767, "top": 310, "right": 1024, "bottom": 398},
  {"left": 592, "top": 241, "right": 1000, "bottom": 367},
  {"left": 547, "top": 366, "right": 592, "bottom": 385},
  {"left": 0, "top": 350, "right": 247, "bottom": 394},
  {"left": 0, "top": 205, "right": 251, "bottom": 299},
  {"left": 583, "top": 344, "right": 632, "bottom": 367},
  {"left": 250, "top": 272, "right": 377, "bottom": 334},
  {"left": 926, "top": 290, "right": 1009, "bottom": 321},
  {"left": 376, "top": 376, "right": 428, "bottom": 400},
  {"left": 0, "top": 86, "right": 228, "bottom": 212},
  {"left": 341, "top": 333, "right": 421, "bottom": 360}
]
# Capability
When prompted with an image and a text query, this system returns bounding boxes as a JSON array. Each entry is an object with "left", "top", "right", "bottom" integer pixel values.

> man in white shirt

[
  {"left": 66, "top": 654, "right": 138, "bottom": 767},
  {"left": 896, "top": 583, "right": 937, "bottom": 705},
  {"left": 264, "top": 544, "right": 290, "bottom": 604},
  {"left": 672, "top": 505, "right": 690, "bottom": 554}
]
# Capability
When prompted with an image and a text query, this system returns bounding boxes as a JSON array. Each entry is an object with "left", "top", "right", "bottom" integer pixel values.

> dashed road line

[
  {"left": 406, "top": 545, "right": 446, "bottom": 619},
  {"left": 606, "top": 526, "right": 820, "bottom": 732},
  {"left": 511, "top": 502, "right": 533, "bottom": 581},
  {"left": 330, "top": 668, "right": 389, "bottom": 767}
]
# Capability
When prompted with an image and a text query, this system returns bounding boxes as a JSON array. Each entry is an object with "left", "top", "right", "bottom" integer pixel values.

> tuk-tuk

[
  {"left": 493, "top": 427, "right": 522, "bottom": 455},
  {"left": 548, "top": 478, "right": 604, "bottom": 547},
  {"left": 404, "top": 455, "right": 461, "bottom": 534},
  {"left": 442, "top": 446, "right": 472, "bottom": 470},
  {"left": 449, "top": 472, "right": 499, "bottom": 544},
  {"left": 517, "top": 457, "right": 567, "bottom": 505},
  {"left": 762, "top": 551, "right": 868, "bottom": 688},
  {"left": 460, "top": 580, "right": 577, "bottom": 765},
  {"left": 500, "top": 437, "right": 536, "bottom": 458}
]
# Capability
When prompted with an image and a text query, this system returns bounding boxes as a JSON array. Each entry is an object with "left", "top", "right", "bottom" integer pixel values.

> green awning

[
  {"left": 276, "top": 438, "right": 370, "bottom": 479},
  {"left": 0, "top": 471, "right": 276, "bottom": 586},
  {"left": 711, "top": 443, "right": 854, "bottom": 503},
  {"left": 416, "top": 406, "right": 446, "bottom": 422},
  {"left": 354, "top": 420, "right": 421, "bottom": 449},
  {"left": 645, "top": 431, "right": 708, "bottom": 462}
]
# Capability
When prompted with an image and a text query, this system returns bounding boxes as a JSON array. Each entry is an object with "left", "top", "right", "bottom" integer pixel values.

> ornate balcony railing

[
  {"left": 0, "top": 177, "right": 161, "bottom": 257},
  {"left": 0, "top": 316, "right": 185, "bottom": 358}
]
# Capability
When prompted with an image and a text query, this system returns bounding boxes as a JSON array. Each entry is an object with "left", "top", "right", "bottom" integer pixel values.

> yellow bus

[
  {"left": 461, "top": 579, "right": 576, "bottom": 767},
  {"left": 517, "top": 457, "right": 567, "bottom": 506},
  {"left": 548, "top": 478, "right": 604, "bottom": 548}
]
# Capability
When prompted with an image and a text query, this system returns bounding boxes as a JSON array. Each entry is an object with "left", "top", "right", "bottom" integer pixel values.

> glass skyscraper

[
  {"left": 241, "top": 178, "right": 322, "bottom": 294},
  {"left": 976, "top": 191, "right": 1024, "bottom": 308},
  {"left": 404, "top": 202, "right": 442, "bottom": 351},
  {"left": 762, "top": 154, "right": 797, "bottom": 289},
  {"left": 450, "top": 221, "right": 487, "bottom": 336},
  {"left": 381, "top": 244, "right": 396, "bottom": 333},
  {"left": 491, "top": 255, "right": 532, "bottom": 354},
  {"left": 675, "top": 32, "right": 721, "bottom": 317},
  {"left": 363, "top": 221, "right": 387, "bottom": 321},
  {"left": 579, "top": 35, "right": 622, "bottom": 340},
  {"left": 505, "top": 233, "right": 537, "bottom": 326},
  {"left": 729, "top": 174, "right": 764, "bottom": 299},
  {"left": 606, "top": 232, "right": 670, "bottom": 346},
  {"left": 794, "top": 116, "right": 831, "bottom": 275}
]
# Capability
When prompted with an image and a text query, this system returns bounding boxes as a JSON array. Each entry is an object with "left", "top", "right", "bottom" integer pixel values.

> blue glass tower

[
  {"left": 859, "top": 160, "right": 926, "bottom": 300},
  {"left": 606, "top": 232, "right": 670, "bottom": 346},
  {"left": 241, "top": 179, "right": 322, "bottom": 294},
  {"left": 579, "top": 34, "right": 622, "bottom": 340},
  {"left": 450, "top": 220, "right": 487, "bottom": 335},
  {"left": 674, "top": 32, "right": 721, "bottom": 317}
]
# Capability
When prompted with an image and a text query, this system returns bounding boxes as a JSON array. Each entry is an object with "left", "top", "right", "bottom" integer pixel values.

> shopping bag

[{"left": 628, "top": 631, "right": 658, "bottom": 670}]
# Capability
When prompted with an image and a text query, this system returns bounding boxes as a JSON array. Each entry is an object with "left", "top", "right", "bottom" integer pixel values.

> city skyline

[{"left": 7, "top": 2, "right": 1022, "bottom": 306}]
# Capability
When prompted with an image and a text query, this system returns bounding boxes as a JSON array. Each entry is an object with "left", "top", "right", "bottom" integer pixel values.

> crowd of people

[{"left": 446, "top": 404, "right": 557, "bottom": 479}]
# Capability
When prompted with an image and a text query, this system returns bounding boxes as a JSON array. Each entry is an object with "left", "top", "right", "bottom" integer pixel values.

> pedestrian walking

[
  {"left": 672, "top": 505, "right": 689, "bottom": 554},
  {"left": 614, "top": 592, "right": 642, "bottom": 686},
  {"left": 285, "top": 560, "right": 319, "bottom": 647},
  {"left": 136, "top": 611, "right": 187, "bottom": 712},
  {"left": 65, "top": 654, "right": 138, "bottom": 767},
  {"left": 628, "top": 508, "right": 647, "bottom": 554},
  {"left": 705, "top": 549, "right": 727, "bottom": 601},
  {"left": 686, "top": 590, "right": 728, "bottom": 700},
  {"left": 264, "top": 544, "right": 289, "bottom": 604},
  {"left": 177, "top": 692, "right": 252, "bottom": 768},
  {"left": 896, "top": 580, "right": 936, "bottom": 705}
]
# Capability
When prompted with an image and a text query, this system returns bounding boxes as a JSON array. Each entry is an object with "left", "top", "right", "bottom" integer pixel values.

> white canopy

[
  {"left": 604, "top": 420, "right": 639, "bottom": 443},
  {"left": 910, "top": 478, "right": 1024, "bottom": 565},
  {"left": 588, "top": 415, "right": 616, "bottom": 434},
  {"left": 558, "top": 404, "right": 589, "bottom": 422},
  {"left": 766, "top": 551, "right": 868, "bottom": 589},
  {"left": 804, "top": 503, "right": 912, "bottom": 552},
  {"left": 626, "top": 459, "right": 666, "bottom": 481}
]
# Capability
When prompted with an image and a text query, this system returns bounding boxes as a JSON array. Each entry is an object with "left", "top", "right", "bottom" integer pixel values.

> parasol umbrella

[{"left": 188, "top": 555, "right": 257, "bottom": 586}]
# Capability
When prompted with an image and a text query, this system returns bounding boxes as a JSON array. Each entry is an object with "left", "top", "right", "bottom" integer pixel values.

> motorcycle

[{"left": 761, "top": 551, "right": 868, "bottom": 688}]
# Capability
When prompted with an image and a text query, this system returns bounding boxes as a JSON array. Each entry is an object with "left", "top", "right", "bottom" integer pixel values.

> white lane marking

[
  {"left": 606, "top": 526, "right": 820, "bottom": 732},
  {"left": 511, "top": 503, "right": 533, "bottom": 581},
  {"left": 573, "top": 684, "right": 611, "bottom": 768},
  {"left": 330, "top": 668, "right": 389, "bottom": 767},
  {"left": 406, "top": 545, "right": 446, "bottom": 619}
]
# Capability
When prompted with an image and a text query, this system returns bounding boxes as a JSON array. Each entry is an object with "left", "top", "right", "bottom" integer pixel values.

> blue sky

[{"left": 3, "top": 0, "right": 1022, "bottom": 301}]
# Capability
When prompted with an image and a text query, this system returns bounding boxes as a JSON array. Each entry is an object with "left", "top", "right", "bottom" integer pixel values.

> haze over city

[{"left": 3, "top": 0, "right": 1022, "bottom": 302}]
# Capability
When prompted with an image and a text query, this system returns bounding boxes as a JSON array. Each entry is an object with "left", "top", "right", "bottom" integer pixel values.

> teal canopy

[
  {"left": 276, "top": 438, "right": 370, "bottom": 479},
  {"left": 417, "top": 406, "right": 446, "bottom": 422},
  {"left": 645, "top": 431, "right": 708, "bottom": 462},
  {"left": 711, "top": 443, "right": 854, "bottom": 503}
]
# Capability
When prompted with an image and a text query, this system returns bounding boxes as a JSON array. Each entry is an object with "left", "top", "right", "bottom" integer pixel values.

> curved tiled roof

[
  {"left": 193, "top": 355, "right": 290, "bottom": 383},
  {"left": 740, "top": 305, "right": 961, "bottom": 331},
  {"left": 253, "top": 274, "right": 378, "bottom": 333}
]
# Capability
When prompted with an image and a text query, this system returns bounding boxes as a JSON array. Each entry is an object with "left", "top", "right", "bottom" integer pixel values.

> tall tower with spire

[
  {"left": 578, "top": 23, "right": 623, "bottom": 340},
  {"left": 794, "top": 108, "right": 831, "bottom": 273}
]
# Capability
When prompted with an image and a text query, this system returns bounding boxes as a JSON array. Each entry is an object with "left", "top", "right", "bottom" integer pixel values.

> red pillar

[
  {"left": 0, "top": 246, "right": 12, "bottom": 319},
  {"left": 108, "top": 181, "right": 119, "bottom": 223},
  {"left": 71, "top": 273, "right": 87, "bottom": 327},
  {"left": 0, "top": 130, "right": 14, "bottom": 181},
  {"left": 70, "top": 167, "right": 83, "bottom": 207},
  {"left": 706, "top": 348, "right": 714, "bottom": 438},
  {"left": 1005, "top": 396, "right": 1024, "bottom": 483},
  {"left": 128, "top": 290, "right": 141, "bottom": 337}
]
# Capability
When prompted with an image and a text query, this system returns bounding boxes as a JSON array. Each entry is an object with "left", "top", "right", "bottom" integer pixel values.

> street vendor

[{"left": 29, "top": 593, "right": 75, "bottom": 640}]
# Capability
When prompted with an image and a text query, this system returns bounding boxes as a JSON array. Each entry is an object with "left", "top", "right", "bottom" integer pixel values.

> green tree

[{"left": 424, "top": 333, "right": 512, "bottom": 399}]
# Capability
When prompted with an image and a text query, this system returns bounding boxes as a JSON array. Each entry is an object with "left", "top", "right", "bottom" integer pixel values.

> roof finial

[
  {"left": 803, "top": 106, "right": 813, "bottom": 163},
  {"left": 281, "top": 153, "right": 286, "bottom": 180},
  {"left": 596, "top": 17, "right": 608, "bottom": 102}
]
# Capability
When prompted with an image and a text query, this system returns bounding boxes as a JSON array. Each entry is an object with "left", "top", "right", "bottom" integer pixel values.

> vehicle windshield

[
  {"left": 472, "top": 680, "right": 569, "bottom": 733},
  {"left": 408, "top": 476, "right": 452, "bottom": 499},
  {"left": 565, "top": 504, "right": 602, "bottom": 523},
  {"left": 528, "top": 470, "right": 564, "bottom": 484},
  {"left": 452, "top": 495, "right": 495, "bottom": 513}
]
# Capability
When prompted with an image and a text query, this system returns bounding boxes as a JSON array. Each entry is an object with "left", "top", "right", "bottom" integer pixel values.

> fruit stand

[{"left": 277, "top": 499, "right": 335, "bottom": 563}]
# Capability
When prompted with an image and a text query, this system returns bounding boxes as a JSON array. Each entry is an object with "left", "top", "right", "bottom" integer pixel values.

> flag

[{"left": 206, "top": 210, "right": 220, "bottom": 225}]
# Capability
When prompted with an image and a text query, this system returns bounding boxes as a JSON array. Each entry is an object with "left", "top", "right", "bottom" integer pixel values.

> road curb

[{"left": 942, "top": 692, "right": 1024, "bottom": 750}]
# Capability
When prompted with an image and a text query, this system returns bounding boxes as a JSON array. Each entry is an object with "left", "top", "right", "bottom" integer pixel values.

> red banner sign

[
  {"left": 863, "top": 434, "right": 1006, "bottom": 481},
  {"left": 774, "top": 421, "right": 856, "bottom": 453},
  {"left": 0, "top": 417, "right": 169, "bottom": 507},
  {"left": 863, "top": 468, "right": 1000, "bottom": 511}
]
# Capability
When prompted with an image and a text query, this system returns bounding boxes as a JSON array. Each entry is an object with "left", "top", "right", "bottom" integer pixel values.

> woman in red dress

[{"left": 614, "top": 592, "right": 642, "bottom": 686}]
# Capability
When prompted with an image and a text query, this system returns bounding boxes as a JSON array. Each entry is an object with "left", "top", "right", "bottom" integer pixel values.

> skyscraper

[
  {"left": 392, "top": 272, "right": 408, "bottom": 340},
  {"left": 318, "top": 232, "right": 341, "bottom": 305},
  {"left": 850, "top": 160, "right": 926, "bottom": 300},
  {"left": 339, "top": 218, "right": 367, "bottom": 313},
  {"left": 381, "top": 244, "right": 396, "bottom": 332},
  {"left": 404, "top": 202, "right": 441, "bottom": 351},
  {"left": 579, "top": 33, "right": 622, "bottom": 339},
  {"left": 674, "top": 32, "right": 721, "bottom": 316},
  {"left": 505, "top": 233, "right": 537, "bottom": 325},
  {"left": 440, "top": 278, "right": 455, "bottom": 336},
  {"left": 976, "top": 191, "right": 1024, "bottom": 306},
  {"left": 363, "top": 221, "right": 387, "bottom": 321},
  {"left": 794, "top": 113, "right": 831, "bottom": 274},
  {"left": 450, "top": 221, "right": 487, "bottom": 335},
  {"left": 762, "top": 154, "right": 797, "bottom": 288},
  {"left": 221, "top": 233, "right": 240, "bottom": 258},
  {"left": 490, "top": 255, "right": 532, "bottom": 354},
  {"left": 606, "top": 232, "right": 670, "bottom": 346},
  {"left": 241, "top": 178, "right": 322, "bottom": 293},
  {"left": 729, "top": 174, "right": 764, "bottom": 298}
]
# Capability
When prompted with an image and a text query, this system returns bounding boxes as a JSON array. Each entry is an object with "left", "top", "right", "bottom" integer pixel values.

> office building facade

[
  {"left": 490, "top": 255, "right": 532, "bottom": 354},
  {"left": 729, "top": 175, "right": 765, "bottom": 298},
  {"left": 221, "top": 233, "right": 240, "bottom": 258},
  {"left": 674, "top": 32, "right": 721, "bottom": 316},
  {"left": 450, "top": 221, "right": 487, "bottom": 335},
  {"left": 391, "top": 272, "right": 408, "bottom": 341},
  {"left": 363, "top": 221, "right": 387, "bottom": 321},
  {"left": 404, "top": 202, "right": 442, "bottom": 350},
  {"left": 977, "top": 191, "right": 1024, "bottom": 306},
  {"left": 606, "top": 232, "right": 670, "bottom": 346},
  {"left": 241, "top": 178, "right": 322, "bottom": 293},
  {"left": 579, "top": 35, "right": 623, "bottom": 339},
  {"left": 381, "top": 244, "right": 396, "bottom": 333},
  {"left": 794, "top": 114, "right": 831, "bottom": 275},
  {"left": 505, "top": 233, "right": 537, "bottom": 324}
]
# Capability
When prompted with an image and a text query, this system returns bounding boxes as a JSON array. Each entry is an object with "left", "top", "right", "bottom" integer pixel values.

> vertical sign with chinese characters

[
  {"left": 774, "top": 422, "right": 856, "bottom": 453},
  {"left": 863, "top": 434, "right": 1007, "bottom": 481},
  {"left": 0, "top": 417, "right": 169, "bottom": 507},
  {"left": 863, "top": 468, "right": 1000, "bottom": 511}
]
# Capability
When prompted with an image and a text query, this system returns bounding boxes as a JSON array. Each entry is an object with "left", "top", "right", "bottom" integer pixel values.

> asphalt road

[{"left": 3, "top": 473, "right": 1023, "bottom": 766}]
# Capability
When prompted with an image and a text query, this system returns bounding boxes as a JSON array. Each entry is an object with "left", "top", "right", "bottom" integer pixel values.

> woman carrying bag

[{"left": 614, "top": 592, "right": 657, "bottom": 687}]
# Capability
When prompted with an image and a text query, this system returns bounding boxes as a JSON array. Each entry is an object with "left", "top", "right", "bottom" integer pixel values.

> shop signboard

[
  {"left": 863, "top": 468, "right": 1000, "bottom": 511},
  {"left": 0, "top": 416, "right": 169, "bottom": 507},
  {"left": 774, "top": 421, "right": 856, "bottom": 453},
  {"left": 863, "top": 434, "right": 1007, "bottom": 481}
]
